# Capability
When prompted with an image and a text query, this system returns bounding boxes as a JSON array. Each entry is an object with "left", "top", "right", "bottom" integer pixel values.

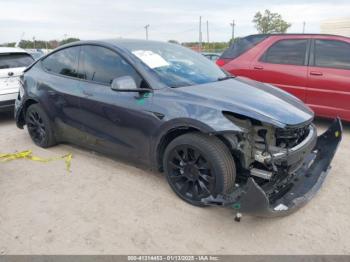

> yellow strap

[{"left": 0, "top": 150, "right": 73, "bottom": 172}]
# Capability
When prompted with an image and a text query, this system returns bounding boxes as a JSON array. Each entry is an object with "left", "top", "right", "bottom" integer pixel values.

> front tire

[
  {"left": 163, "top": 133, "right": 236, "bottom": 206},
  {"left": 25, "top": 104, "right": 56, "bottom": 148}
]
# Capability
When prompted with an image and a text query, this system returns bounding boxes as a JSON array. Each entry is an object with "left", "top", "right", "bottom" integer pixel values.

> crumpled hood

[{"left": 177, "top": 77, "right": 314, "bottom": 127}]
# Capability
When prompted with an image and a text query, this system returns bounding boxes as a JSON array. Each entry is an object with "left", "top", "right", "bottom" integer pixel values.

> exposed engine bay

[
  {"left": 202, "top": 115, "right": 342, "bottom": 217},
  {"left": 223, "top": 113, "right": 316, "bottom": 177}
]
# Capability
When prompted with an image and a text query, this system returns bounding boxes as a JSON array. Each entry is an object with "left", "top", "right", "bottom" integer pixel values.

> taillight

[{"left": 216, "top": 58, "right": 229, "bottom": 67}]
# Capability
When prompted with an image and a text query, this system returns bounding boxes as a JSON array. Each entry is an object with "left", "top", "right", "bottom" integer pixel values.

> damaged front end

[{"left": 202, "top": 117, "right": 342, "bottom": 217}]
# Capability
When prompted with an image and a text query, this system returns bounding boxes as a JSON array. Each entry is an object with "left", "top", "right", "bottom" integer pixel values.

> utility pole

[
  {"left": 230, "top": 19, "right": 235, "bottom": 41},
  {"left": 302, "top": 21, "right": 306, "bottom": 33},
  {"left": 199, "top": 16, "right": 202, "bottom": 51},
  {"left": 206, "top": 20, "right": 210, "bottom": 45},
  {"left": 144, "top": 24, "right": 150, "bottom": 40}
]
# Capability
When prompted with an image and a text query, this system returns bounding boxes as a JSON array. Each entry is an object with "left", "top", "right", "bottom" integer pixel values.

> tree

[
  {"left": 1, "top": 42, "right": 16, "bottom": 47},
  {"left": 59, "top": 38, "right": 80, "bottom": 46},
  {"left": 13, "top": 38, "right": 79, "bottom": 49},
  {"left": 253, "top": 9, "right": 291, "bottom": 34},
  {"left": 182, "top": 42, "right": 229, "bottom": 52}
]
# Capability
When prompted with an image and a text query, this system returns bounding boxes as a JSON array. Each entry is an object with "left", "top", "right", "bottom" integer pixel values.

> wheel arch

[
  {"left": 16, "top": 98, "right": 39, "bottom": 128},
  {"left": 155, "top": 126, "right": 200, "bottom": 172},
  {"left": 154, "top": 118, "right": 241, "bottom": 172}
]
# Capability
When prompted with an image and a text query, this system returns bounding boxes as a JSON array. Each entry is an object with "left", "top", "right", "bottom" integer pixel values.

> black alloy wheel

[
  {"left": 27, "top": 110, "right": 46, "bottom": 145},
  {"left": 167, "top": 145, "right": 215, "bottom": 202},
  {"left": 164, "top": 133, "right": 236, "bottom": 206},
  {"left": 25, "top": 104, "right": 56, "bottom": 148}
]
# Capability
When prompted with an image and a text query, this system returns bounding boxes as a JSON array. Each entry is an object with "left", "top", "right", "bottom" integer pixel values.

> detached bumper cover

[{"left": 202, "top": 118, "right": 342, "bottom": 217}]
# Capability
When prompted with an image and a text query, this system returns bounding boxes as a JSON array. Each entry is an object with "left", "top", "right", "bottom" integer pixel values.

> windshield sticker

[{"left": 132, "top": 50, "right": 169, "bottom": 69}]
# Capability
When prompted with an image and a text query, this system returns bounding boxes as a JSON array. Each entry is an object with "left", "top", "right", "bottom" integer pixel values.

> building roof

[
  {"left": 0, "top": 47, "right": 28, "bottom": 54},
  {"left": 321, "top": 18, "right": 350, "bottom": 37}
]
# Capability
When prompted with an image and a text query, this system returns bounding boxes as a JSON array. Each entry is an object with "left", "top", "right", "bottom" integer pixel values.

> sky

[{"left": 1, "top": 0, "right": 350, "bottom": 44}]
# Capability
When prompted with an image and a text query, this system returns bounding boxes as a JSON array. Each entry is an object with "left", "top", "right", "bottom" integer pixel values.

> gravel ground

[{"left": 0, "top": 111, "right": 349, "bottom": 255}]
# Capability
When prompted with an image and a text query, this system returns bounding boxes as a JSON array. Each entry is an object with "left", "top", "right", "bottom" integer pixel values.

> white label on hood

[{"left": 132, "top": 50, "right": 169, "bottom": 69}]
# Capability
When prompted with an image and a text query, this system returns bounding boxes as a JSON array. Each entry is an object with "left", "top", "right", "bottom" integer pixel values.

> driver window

[{"left": 78, "top": 45, "right": 144, "bottom": 87}]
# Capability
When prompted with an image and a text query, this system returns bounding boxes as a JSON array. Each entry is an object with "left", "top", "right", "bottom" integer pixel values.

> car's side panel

[
  {"left": 78, "top": 81, "right": 159, "bottom": 165},
  {"left": 148, "top": 88, "right": 246, "bottom": 169},
  {"left": 307, "top": 66, "right": 350, "bottom": 121},
  {"left": 306, "top": 36, "right": 350, "bottom": 121},
  {"left": 23, "top": 62, "right": 86, "bottom": 144},
  {"left": 224, "top": 36, "right": 310, "bottom": 102},
  {"left": 248, "top": 62, "right": 308, "bottom": 102},
  {"left": 73, "top": 44, "right": 163, "bottom": 165},
  {"left": 150, "top": 88, "right": 243, "bottom": 133}
]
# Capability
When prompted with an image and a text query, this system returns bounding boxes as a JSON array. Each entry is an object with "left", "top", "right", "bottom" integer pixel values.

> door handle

[
  {"left": 310, "top": 71, "right": 323, "bottom": 76},
  {"left": 8, "top": 72, "right": 14, "bottom": 76},
  {"left": 83, "top": 90, "right": 93, "bottom": 97},
  {"left": 253, "top": 66, "right": 264, "bottom": 70}
]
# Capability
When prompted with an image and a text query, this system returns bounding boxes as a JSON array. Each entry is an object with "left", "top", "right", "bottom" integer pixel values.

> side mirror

[{"left": 111, "top": 76, "right": 138, "bottom": 91}]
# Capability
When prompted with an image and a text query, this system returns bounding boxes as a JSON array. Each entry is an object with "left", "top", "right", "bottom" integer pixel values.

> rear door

[
  {"left": 307, "top": 38, "right": 350, "bottom": 120},
  {"left": 250, "top": 37, "right": 310, "bottom": 102},
  {"left": 0, "top": 53, "right": 33, "bottom": 98},
  {"left": 40, "top": 46, "right": 85, "bottom": 144}
]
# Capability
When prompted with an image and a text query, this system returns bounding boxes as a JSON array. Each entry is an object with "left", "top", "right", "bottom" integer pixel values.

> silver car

[{"left": 0, "top": 47, "right": 34, "bottom": 111}]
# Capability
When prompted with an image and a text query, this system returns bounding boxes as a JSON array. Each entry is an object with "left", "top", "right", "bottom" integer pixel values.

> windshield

[
  {"left": 0, "top": 53, "right": 34, "bottom": 69},
  {"left": 123, "top": 41, "right": 227, "bottom": 88}
]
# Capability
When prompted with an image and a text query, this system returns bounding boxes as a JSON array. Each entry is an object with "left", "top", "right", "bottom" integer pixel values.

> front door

[{"left": 77, "top": 45, "right": 157, "bottom": 164}]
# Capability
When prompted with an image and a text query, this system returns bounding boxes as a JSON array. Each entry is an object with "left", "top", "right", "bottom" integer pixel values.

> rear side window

[
  {"left": 78, "top": 45, "right": 142, "bottom": 86},
  {"left": 314, "top": 40, "right": 350, "bottom": 70},
  {"left": 0, "top": 53, "right": 34, "bottom": 69},
  {"left": 220, "top": 35, "right": 268, "bottom": 59},
  {"left": 261, "top": 39, "right": 308, "bottom": 66},
  {"left": 42, "top": 46, "right": 80, "bottom": 78}
]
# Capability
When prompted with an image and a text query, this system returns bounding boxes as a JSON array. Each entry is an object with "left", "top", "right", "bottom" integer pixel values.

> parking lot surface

[{"left": 0, "top": 111, "right": 349, "bottom": 254}]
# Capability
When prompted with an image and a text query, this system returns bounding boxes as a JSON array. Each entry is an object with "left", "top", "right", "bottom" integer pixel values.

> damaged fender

[{"left": 151, "top": 111, "right": 244, "bottom": 170}]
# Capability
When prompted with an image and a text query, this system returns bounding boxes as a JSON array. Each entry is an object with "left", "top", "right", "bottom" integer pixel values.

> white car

[{"left": 0, "top": 47, "right": 34, "bottom": 111}]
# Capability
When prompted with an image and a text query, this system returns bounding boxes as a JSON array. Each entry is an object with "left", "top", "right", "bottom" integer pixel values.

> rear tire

[
  {"left": 25, "top": 104, "right": 56, "bottom": 148},
  {"left": 163, "top": 132, "right": 236, "bottom": 206}
]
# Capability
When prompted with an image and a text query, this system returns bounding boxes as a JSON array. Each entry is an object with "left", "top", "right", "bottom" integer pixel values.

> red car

[{"left": 217, "top": 34, "right": 350, "bottom": 121}]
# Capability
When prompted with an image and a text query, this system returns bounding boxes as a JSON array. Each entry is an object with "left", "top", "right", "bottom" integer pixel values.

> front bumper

[{"left": 202, "top": 118, "right": 342, "bottom": 217}]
